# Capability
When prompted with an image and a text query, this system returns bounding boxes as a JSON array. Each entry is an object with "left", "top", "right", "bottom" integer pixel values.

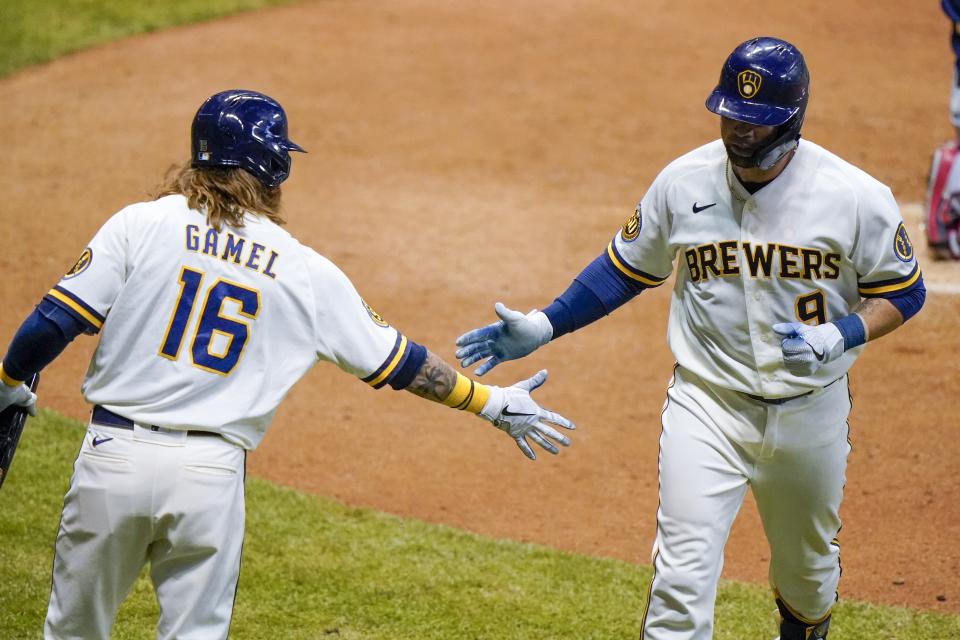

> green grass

[
  {"left": 1, "top": 412, "right": 959, "bottom": 639},
  {"left": 0, "top": 0, "right": 299, "bottom": 78}
]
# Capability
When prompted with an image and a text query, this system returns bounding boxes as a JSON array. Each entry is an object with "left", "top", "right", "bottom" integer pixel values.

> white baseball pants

[
  {"left": 44, "top": 420, "right": 246, "bottom": 640},
  {"left": 641, "top": 366, "right": 850, "bottom": 639}
]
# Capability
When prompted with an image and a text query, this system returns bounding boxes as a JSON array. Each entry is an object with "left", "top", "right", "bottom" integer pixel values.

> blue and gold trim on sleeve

[
  {"left": 606, "top": 241, "right": 668, "bottom": 287},
  {"left": 361, "top": 333, "right": 411, "bottom": 389},
  {"left": 44, "top": 286, "right": 105, "bottom": 332},
  {"left": 857, "top": 263, "right": 921, "bottom": 297},
  {"left": 0, "top": 363, "right": 23, "bottom": 386}
]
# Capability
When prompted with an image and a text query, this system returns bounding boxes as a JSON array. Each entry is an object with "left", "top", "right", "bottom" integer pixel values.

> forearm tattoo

[
  {"left": 852, "top": 297, "right": 903, "bottom": 342},
  {"left": 406, "top": 350, "right": 457, "bottom": 402}
]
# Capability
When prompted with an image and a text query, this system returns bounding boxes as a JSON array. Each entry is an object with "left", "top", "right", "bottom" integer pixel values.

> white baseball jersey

[
  {"left": 609, "top": 139, "right": 919, "bottom": 399},
  {"left": 46, "top": 194, "right": 411, "bottom": 449}
]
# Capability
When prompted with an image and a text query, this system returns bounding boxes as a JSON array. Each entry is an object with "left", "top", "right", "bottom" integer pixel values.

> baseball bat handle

[{"left": 0, "top": 372, "right": 40, "bottom": 491}]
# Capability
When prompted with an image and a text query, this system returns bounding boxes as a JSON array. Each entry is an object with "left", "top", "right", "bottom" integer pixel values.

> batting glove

[
  {"left": 772, "top": 321, "right": 846, "bottom": 377},
  {"left": 479, "top": 369, "right": 575, "bottom": 460},
  {"left": 455, "top": 302, "right": 553, "bottom": 376},
  {"left": 0, "top": 381, "right": 37, "bottom": 416}
]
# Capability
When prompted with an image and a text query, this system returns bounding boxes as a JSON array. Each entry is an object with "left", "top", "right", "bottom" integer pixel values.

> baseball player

[
  {"left": 0, "top": 89, "right": 574, "bottom": 640},
  {"left": 455, "top": 37, "right": 925, "bottom": 640},
  {"left": 929, "top": 0, "right": 960, "bottom": 259},
  {"left": 944, "top": 0, "right": 960, "bottom": 140}
]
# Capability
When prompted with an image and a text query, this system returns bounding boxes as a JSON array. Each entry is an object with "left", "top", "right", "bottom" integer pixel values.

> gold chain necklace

[{"left": 725, "top": 159, "right": 747, "bottom": 204}]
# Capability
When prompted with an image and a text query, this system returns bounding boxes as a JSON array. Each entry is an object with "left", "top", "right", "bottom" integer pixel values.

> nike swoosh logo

[
  {"left": 501, "top": 406, "right": 536, "bottom": 418},
  {"left": 692, "top": 202, "right": 717, "bottom": 214},
  {"left": 92, "top": 435, "right": 114, "bottom": 447},
  {"left": 810, "top": 346, "right": 826, "bottom": 362}
]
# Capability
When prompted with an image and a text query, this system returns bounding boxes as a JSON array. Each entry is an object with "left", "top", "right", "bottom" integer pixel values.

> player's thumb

[
  {"left": 515, "top": 369, "right": 548, "bottom": 392},
  {"left": 16, "top": 388, "right": 37, "bottom": 416},
  {"left": 772, "top": 322, "right": 801, "bottom": 338},
  {"left": 494, "top": 302, "right": 525, "bottom": 324}
]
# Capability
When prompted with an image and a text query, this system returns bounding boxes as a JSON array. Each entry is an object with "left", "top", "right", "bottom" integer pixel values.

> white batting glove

[
  {"left": 0, "top": 381, "right": 37, "bottom": 416},
  {"left": 772, "top": 322, "right": 846, "bottom": 377},
  {"left": 479, "top": 370, "right": 575, "bottom": 460},
  {"left": 455, "top": 302, "right": 553, "bottom": 376}
]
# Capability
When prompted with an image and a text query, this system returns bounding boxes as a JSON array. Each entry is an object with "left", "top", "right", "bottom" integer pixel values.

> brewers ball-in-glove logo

[
  {"left": 362, "top": 299, "right": 389, "bottom": 327},
  {"left": 620, "top": 204, "right": 642, "bottom": 242},
  {"left": 894, "top": 222, "right": 915, "bottom": 262},
  {"left": 737, "top": 70, "right": 762, "bottom": 98},
  {"left": 63, "top": 247, "right": 93, "bottom": 279}
]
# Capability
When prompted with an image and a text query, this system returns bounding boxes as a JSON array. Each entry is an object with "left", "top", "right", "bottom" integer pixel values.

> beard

[{"left": 724, "top": 142, "right": 762, "bottom": 168}]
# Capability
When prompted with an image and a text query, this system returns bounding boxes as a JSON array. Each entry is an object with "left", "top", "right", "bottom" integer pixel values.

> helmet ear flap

[{"left": 754, "top": 112, "right": 805, "bottom": 170}]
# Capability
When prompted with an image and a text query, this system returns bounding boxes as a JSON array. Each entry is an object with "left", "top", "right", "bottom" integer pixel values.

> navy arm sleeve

[
  {"left": 386, "top": 340, "right": 428, "bottom": 390},
  {"left": 884, "top": 274, "right": 926, "bottom": 322},
  {"left": 542, "top": 251, "right": 647, "bottom": 339},
  {"left": 2, "top": 299, "right": 87, "bottom": 381},
  {"left": 945, "top": 0, "right": 960, "bottom": 75}
]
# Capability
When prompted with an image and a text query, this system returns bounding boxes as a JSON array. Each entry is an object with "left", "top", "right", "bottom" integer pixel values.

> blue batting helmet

[
  {"left": 191, "top": 90, "right": 306, "bottom": 188},
  {"left": 705, "top": 37, "right": 809, "bottom": 169}
]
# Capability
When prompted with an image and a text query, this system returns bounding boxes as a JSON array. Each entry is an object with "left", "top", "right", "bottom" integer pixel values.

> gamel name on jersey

[
  {"left": 684, "top": 241, "right": 841, "bottom": 283},
  {"left": 184, "top": 224, "right": 280, "bottom": 280}
]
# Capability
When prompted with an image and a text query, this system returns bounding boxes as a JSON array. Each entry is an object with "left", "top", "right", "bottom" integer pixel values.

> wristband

[
  {"left": 833, "top": 314, "right": 867, "bottom": 351},
  {"left": 441, "top": 373, "right": 491, "bottom": 414},
  {"left": 0, "top": 363, "right": 23, "bottom": 387}
]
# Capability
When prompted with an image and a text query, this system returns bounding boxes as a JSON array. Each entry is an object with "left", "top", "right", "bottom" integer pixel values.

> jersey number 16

[{"left": 158, "top": 266, "right": 261, "bottom": 375}]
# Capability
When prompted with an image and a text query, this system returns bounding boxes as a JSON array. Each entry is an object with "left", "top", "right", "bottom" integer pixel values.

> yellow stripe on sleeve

[
  {"left": 46, "top": 289, "right": 104, "bottom": 329},
  {"left": 0, "top": 363, "right": 23, "bottom": 386},
  {"left": 366, "top": 335, "right": 408, "bottom": 388},
  {"left": 858, "top": 268, "right": 921, "bottom": 295},
  {"left": 606, "top": 243, "right": 666, "bottom": 287}
]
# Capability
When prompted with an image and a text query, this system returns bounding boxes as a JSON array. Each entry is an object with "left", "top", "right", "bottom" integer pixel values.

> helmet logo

[{"left": 737, "top": 70, "right": 762, "bottom": 98}]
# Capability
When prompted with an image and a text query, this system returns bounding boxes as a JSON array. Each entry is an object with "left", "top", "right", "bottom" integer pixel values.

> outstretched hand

[
  {"left": 455, "top": 302, "right": 553, "bottom": 376},
  {"left": 479, "top": 369, "right": 575, "bottom": 460}
]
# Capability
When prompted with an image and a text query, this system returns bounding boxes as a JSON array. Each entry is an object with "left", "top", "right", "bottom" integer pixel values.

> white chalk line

[{"left": 900, "top": 202, "right": 960, "bottom": 296}]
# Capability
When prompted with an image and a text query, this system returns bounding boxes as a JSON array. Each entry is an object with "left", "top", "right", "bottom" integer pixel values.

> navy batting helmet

[
  {"left": 705, "top": 37, "right": 809, "bottom": 169},
  {"left": 191, "top": 90, "right": 306, "bottom": 188}
]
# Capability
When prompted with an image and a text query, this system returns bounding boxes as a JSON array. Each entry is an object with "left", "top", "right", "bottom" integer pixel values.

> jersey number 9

[
  {"left": 158, "top": 267, "right": 261, "bottom": 375},
  {"left": 795, "top": 289, "right": 826, "bottom": 325}
]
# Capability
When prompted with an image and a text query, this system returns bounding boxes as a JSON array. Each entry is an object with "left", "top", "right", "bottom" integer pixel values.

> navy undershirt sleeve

[
  {"left": 387, "top": 340, "right": 428, "bottom": 390},
  {"left": 884, "top": 274, "right": 926, "bottom": 322},
  {"left": 946, "top": 0, "right": 960, "bottom": 22},
  {"left": 3, "top": 299, "right": 86, "bottom": 381},
  {"left": 542, "top": 252, "right": 646, "bottom": 339}
]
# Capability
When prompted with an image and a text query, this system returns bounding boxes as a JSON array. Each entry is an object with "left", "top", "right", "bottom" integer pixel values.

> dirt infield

[{"left": 2, "top": 0, "right": 958, "bottom": 614}]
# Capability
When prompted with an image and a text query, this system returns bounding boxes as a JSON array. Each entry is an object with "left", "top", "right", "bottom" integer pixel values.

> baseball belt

[
  {"left": 91, "top": 405, "right": 220, "bottom": 437},
  {"left": 742, "top": 376, "right": 845, "bottom": 405},
  {"left": 742, "top": 391, "right": 813, "bottom": 405}
]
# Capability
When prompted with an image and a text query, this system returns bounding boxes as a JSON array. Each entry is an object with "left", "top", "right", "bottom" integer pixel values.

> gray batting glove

[
  {"left": 772, "top": 321, "right": 846, "bottom": 377},
  {"left": 479, "top": 369, "right": 575, "bottom": 460},
  {"left": 0, "top": 381, "right": 37, "bottom": 416},
  {"left": 455, "top": 302, "right": 553, "bottom": 376}
]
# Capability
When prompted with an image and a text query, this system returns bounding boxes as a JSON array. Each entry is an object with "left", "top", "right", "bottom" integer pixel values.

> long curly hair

[{"left": 153, "top": 162, "right": 284, "bottom": 231}]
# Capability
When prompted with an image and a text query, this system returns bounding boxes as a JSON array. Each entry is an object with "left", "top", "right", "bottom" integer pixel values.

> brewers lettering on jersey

[
  {"left": 0, "top": 89, "right": 574, "bottom": 640},
  {"left": 455, "top": 37, "right": 925, "bottom": 640}
]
